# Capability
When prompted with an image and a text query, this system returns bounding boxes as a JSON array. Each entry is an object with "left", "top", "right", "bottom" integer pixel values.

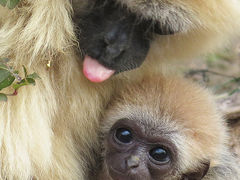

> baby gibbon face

[
  {"left": 100, "top": 75, "right": 228, "bottom": 180},
  {"left": 106, "top": 118, "right": 178, "bottom": 180}
]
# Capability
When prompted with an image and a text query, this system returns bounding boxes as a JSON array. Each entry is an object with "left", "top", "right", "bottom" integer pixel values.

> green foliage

[
  {"left": 0, "top": 93, "right": 7, "bottom": 101},
  {"left": 0, "top": 1, "right": 40, "bottom": 101},
  {"left": 227, "top": 78, "right": 240, "bottom": 95},
  {"left": 0, "top": 58, "right": 40, "bottom": 101},
  {"left": 0, "top": 0, "right": 20, "bottom": 9},
  {"left": 213, "top": 76, "right": 240, "bottom": 96},
  {"left": 229, "top": 88, "right": 240, "bottom": 96}
]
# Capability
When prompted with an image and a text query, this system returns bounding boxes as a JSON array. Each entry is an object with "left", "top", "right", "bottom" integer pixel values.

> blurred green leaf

[
  {"left": 0, "top": 93, "right": 7, "bottom": 101},
  {"left": 0, "top": 56, "right": 40, "bottom": 101},
  {"left": 206, "top": 54, "right": 220, "bottom": 62},
  {"left": 27, "top": 72, "right": 40, "bottom": 80},
  {"left": 0, "top": 68, "right": 11, "bottom": 82},
  {"left": 23, "top": 66, "right": 27, "bottom": 78},
  {"left": 0, "top": 0, "right": 20, "bottom": 9},
  {"left": 0, "top": 62, "right": 8, "bottom": 69},
  {"left": 13, "top": 79, "right": 27, "bottom": 90},
  {"left": 26, "top": 78, "right": 36, "bottom": 85},
  {"left": 229, "top": 88, "right": 240, "bottom": 96},
  {"left": 0, "top": 0, "right": 7, "bottom": 7},
  {"left": 7, "top": 0, "right": 19, "bottom": 9},
  {"left": 13, "top": 78, "right": 35, "bottom": 90},
  {"left": 0, "top": 74, "right": 15, "bottom": 90}
]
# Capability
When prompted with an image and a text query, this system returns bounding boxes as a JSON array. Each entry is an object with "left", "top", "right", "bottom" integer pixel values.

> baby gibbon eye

[
  {"left": 149, "top": 147, "right": 170, "bottom": 164},
  {"left": 115, "top": 128, "right": 133, "bottom": 144}
]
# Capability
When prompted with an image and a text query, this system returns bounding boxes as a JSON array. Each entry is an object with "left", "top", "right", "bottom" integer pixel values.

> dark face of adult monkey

[{"left": 73, "top": 0, "right": 175, "bottom": 82}]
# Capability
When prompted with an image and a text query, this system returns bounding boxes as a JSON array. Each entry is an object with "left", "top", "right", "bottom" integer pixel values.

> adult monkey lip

[
  {"left": 83, "top": 55, "right": 115, "bottom": 83},
  {"left": 78, "top": 0, "right": 152, "bottom": 83}
]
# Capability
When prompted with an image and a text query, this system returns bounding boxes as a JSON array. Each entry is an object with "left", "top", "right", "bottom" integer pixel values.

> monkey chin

[{"left": 108, "top": 165, "right": 149, "bottom": 180}]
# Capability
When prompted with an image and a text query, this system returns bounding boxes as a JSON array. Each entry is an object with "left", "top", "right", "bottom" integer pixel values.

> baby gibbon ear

[{"left": 181, "top": 161, "right": 210, "bottom": 180}]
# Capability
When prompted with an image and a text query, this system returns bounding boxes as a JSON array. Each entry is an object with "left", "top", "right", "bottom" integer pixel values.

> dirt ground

[{"left": 183, "top": 40, "right": 240, "bottom": 160}]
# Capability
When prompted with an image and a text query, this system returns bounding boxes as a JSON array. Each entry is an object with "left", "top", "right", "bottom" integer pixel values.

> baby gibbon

[{"left": 98, "top": 75, "right": 240, "bottom": 180}]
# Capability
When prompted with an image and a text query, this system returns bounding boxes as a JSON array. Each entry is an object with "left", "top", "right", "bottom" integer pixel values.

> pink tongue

[{"left": 83, "top": 55, "right": 115, "bottom": 83}]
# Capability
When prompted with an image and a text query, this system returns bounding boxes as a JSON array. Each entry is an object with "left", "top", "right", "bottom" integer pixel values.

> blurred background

[{"left": 182, "top": 39, "right": 240, "bottom": 162}]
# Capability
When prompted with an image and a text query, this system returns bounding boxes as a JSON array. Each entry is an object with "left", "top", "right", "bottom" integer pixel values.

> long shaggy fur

[{"left": 0, "top": 0, "right": 239, "bottom": 179}]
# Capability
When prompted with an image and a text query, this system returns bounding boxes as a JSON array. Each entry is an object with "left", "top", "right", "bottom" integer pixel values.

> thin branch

[{"left": 185, "top": 69, "right": 237, "bottom": 79}]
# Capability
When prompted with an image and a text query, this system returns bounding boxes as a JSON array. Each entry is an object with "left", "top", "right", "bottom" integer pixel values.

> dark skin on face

[
  {"left": 104, "top": 119, "right": 210, "bottom": 180},
  {"left": 105, "top": 119, "right": 177, "bottom": 180},
  {"left": 73, "top": 0, "right": 175, "bottom": 75}
]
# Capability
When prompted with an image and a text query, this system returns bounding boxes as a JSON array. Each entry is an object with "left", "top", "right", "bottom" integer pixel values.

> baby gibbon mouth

[{"left": 83, "top": 55, "right": 115, "bottom": 83}]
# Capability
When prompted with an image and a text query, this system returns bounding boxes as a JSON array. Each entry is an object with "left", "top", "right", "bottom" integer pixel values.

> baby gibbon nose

[{"left": 126, "top": 155, "right": 140, "bottom": 169}]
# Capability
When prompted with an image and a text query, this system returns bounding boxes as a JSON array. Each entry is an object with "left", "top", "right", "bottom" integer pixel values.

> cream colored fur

[
  {"left": 100, "top": 75, "right": 240, "bottom": 179},
  {"left": 0, "top": 0, "right": 239, "bottom": 179}
]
